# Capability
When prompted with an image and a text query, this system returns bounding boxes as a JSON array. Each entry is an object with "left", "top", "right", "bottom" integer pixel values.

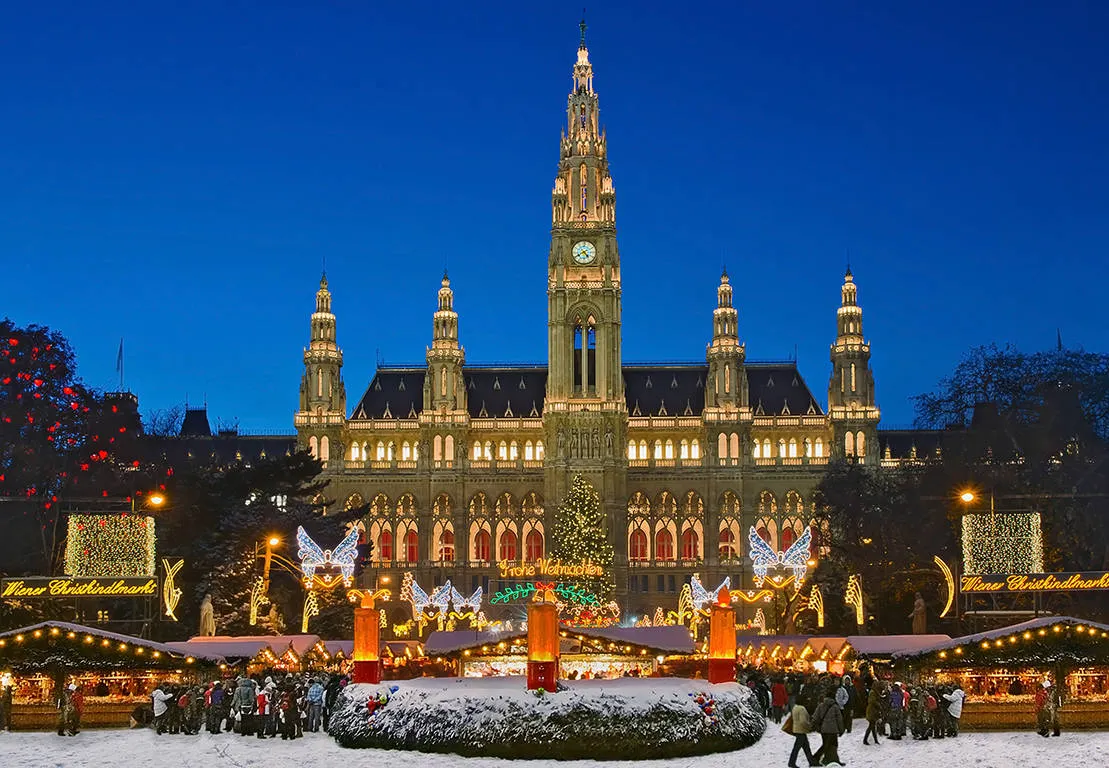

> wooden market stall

[
  {"left": 0, "top": 621, "right": 222, "bottom": 730},
  {"left": 892, "top": 616, "right": 1109, "bottom": 730},
  {"left": 425, "top": 626, "right": 694, "bottom": 679}
]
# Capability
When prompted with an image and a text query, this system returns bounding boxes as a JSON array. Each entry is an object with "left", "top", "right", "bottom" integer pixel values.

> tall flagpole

[{"left": 117, "top": 338, "right": 124, "bottom": 391}]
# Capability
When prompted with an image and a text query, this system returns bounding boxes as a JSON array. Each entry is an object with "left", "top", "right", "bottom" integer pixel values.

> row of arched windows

[
  {"left": 624, "top": 489, "right": 823, "bottom": 562},
  {"left": 471, "top": 440, "right": 546, "bottom": 461},
  {"left": 844, "top": 431, "right": 867, "bottom": 462},
  {"left": 308, "top": 435, "right": 330, "bottom": 462},
  {"left": 351, "top": 491, "right": 548, "bottom": 566},
  {"left": 752, "top": 437, "right": 826, "bottom": 459},
  {"left": 349, "top": 440, "right": 420, "bottom": 462},
  {"left": 626, "top": 439, "right": 702, "bottom": 460}
]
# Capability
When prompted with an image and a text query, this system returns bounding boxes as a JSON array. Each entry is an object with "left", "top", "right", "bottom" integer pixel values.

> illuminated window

[
  {"left": 473, "top": 530, "right": 491, "bottom": 562},
  {"left": 499, "top": 530, "right": 518, "bottom": 562},
  {"left": 664, "top": 440, "right": 674, "bottom": 459},
  {"left": 405, "top": 530, "right": 418, "bottom": 563},
  {"left": 438, "top": 530, "right": 455, "bottom": 562},
  {"left": 654, "top": 529, "right": 675, "bottom": 561},
  {"left": 629, "top": 529, "right": 649, "bottom": 561},
  {"left": 379, "top": 529, "right": 393, "bottom": 561},
  {"left": 525, "top": 530, "right": 543, "bottom": 562},
  {"left": 691, "top": 439, "right": 700, "bottom": 459},
  {"left": 681, "top": 528, "right": 700, "bottom": 560}
]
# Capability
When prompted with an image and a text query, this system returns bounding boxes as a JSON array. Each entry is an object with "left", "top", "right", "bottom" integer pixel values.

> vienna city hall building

[{"left": 293, "top": 35, "right": 893, "bottom": 620}]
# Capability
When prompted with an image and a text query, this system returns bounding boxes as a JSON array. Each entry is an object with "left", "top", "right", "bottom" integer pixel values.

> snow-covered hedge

[{"left": 329, "top": 677, "right": 766, "bottom": 759}]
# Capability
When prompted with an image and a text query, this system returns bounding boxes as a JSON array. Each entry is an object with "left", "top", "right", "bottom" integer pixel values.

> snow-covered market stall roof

[
  {"left": 841, "top": 634, "right": 951, "bottom": 663},
  {"left": 891, "top": 616, "right": 1109, "bottom": 668},
  {"left": 737, "top": 635, "right": 813, "bottom": 663},
  {"left": 167, "top": 634, "right": 324, "bottom": 663},
  {"left": 425, "top": 625, "right": 695, "bottom": 657},
  {"left": 0, "top": 621, "right": 223, "bottom": 672}
]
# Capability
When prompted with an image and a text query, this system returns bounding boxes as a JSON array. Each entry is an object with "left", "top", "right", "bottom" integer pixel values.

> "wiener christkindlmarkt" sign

[
  {"left": 0, "top": 577, "right": 159, "bottom": 599},
  {"left": 960, "top": 572, "right": 1109, "bottom": 594}
]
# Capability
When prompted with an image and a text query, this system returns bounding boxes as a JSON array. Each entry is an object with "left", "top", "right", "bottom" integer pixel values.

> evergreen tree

[{"left": 549, "top": 474, "right": 615, "bottom": 601}]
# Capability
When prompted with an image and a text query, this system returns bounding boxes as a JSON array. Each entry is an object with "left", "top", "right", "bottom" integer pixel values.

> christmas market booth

[
  {"left": 166, "top": 635, "right": 425, "bottom": 678},
  {"left": 735, "top": 634, "right": 950, "bottom": 675},
  {"left": 892, "top": 616, "right": 1109, "bottom": 729},
  {"left": 0, "top": 621, "right": 222, "bottom": 730},
  {"left": 424, "top": 625, "right": 694, "bottom": 679}
]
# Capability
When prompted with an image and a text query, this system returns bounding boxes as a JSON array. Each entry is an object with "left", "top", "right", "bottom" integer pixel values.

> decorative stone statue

[
  {"left": 910, "top": 591, "right": 927, "bottom": 634},
  {"left": 198, "top": 594, "right": 216, "bottom": 637},
  {"left": 604, "top": 428, "right": 615, "bottom": 456}
]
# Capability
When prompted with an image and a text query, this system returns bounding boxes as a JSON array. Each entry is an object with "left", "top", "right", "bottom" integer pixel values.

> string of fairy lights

[
  {"left": 64, "top": 514, "right": 156, "bottom": 578},
  {"left": 0, "top": 625, "right": 197, "bottom": 667},
  {"left": 933, "top": 622, "right": 1109, "bottom": 663}
]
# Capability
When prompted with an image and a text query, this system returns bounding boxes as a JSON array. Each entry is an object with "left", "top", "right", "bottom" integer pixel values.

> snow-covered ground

[{"left": 1, "top": 721, "right": 1106, "bottom": 767}]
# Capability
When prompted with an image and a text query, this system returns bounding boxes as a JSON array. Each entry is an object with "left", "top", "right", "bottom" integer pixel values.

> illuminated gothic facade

[{"left": 294, "top": 34, "right": 896, "bottom": 619}]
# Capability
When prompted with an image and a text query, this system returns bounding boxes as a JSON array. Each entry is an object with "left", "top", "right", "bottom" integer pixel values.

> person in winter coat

[
  {"left": 771, "top": 678, "right": 788, "bottom": 723},
  {"left": 232, "top": 677, "right": 257, "bottom": 736},
  {"left": 69, "top": 685, "right": 84, "bottom": 735},
  {"left": 786, "top": 700, "right": 818, "bottom": 768},
  {"left": 811, "top": 692, "right": 846, "bottom": 766},
  {"left": 256, "top": 683, "right": 274, "bottom": 739},
  {"left": 863, "top": 681, "right": 884, "bottom": 745},
  {"left": 943, "top": 683, "right": 965, "bottom": 736},
  {"left": 887, "top": 682, "right": 905, "bottom": 739},
  {"left": 205, "top": 681, "right": 224, "bottom": 734},
  {"left": 834, "top": 676, "right": 855, "bottom": 732},
  {"left": 323, "top": 675, "right": 342, "bottom": 730},
  {"left": 151, "top": 684, "right": 175, "bottom": 735},
  {"left": 306, "top": 678, "right": 325, "bottom": 732}
]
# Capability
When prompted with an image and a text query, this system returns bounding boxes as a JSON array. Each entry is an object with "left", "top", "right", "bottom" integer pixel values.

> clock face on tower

[{"left": 572, "top": 241, "right": 597, "bottom": 265}]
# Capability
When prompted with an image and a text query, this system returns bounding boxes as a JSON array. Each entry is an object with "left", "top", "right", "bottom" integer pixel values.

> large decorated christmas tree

[{"left": 549, "top": 474, "right": 615, "bottom": 601}]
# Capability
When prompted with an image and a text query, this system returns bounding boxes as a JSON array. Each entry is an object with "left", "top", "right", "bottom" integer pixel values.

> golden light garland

[
  {"left": 845, "top": 574, "right": 864, "bottom": 626},
  {"left": 934, "top": 555, "right": 955, "bottom": 618},
  {"left": 161, "top": 558, "right": 183, "bottom": 621}
]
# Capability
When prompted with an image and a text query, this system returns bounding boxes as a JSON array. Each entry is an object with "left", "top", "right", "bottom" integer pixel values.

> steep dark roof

[
  {"left": 180, "top": 408, "right": 212, "bottom": 437},
  {"left": 877, "top": 429, "right": 945, "bottom": 461},
  {"left": 143, "top": 433, "right": 297, "bottom": 466},
  {"left": 352, "top": 362, "right": 824, "bottom": 420},
  {"left": 747, "top": 363, "right": 825, "bottom": 417},
  {"left": 623, "top": 365, "right": 705, "bottom": 417}
]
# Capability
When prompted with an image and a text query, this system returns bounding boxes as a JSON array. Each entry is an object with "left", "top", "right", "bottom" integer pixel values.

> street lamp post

[{"left": 262, "top": 536, "right": 280, "bottom": 593}]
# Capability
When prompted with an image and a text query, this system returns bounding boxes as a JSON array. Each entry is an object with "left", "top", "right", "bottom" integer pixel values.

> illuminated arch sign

[{"left": 497, "top": 559, "right": 605, "bottom": 579}]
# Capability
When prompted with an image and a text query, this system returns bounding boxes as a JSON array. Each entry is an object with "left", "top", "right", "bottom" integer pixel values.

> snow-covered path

[{"left": 0, "top": 724, "right": 1106, "bottom": 768}]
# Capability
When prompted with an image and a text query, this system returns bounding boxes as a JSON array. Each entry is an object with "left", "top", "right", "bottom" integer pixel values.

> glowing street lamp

[{"left": 959, "top": 490, "right": 976, "bottom": 503}]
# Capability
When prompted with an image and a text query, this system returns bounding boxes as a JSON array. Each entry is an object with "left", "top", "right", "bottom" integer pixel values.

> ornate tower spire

[
  {"left": 706, "top": 270, "right": 747, "bottom": 411},
  {"left": 828, "top": 268, "right": 879, "bottom": 463},
  {"left": 424, "top": 272, "right": 467, "bottom": 414},
  {"left": 297, "top": 272, "right": 346, "bottom": 463},
  {"left": 551, "top": 24, "right": 615, "bottom": 226}
]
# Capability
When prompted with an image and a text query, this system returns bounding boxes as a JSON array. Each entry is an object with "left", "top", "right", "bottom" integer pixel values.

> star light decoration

[{"left": 64, "top": 515, "right": 156, "bottom": 577}]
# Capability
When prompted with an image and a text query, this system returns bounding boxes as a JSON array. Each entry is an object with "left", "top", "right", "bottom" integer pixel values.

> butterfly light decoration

[
  {"left": 449, "top": 583, "right": 484, "bottom": 614},
  {"left": 747, "top": 526, "right": 812, "bottom": 586},
  {"left": 296, "top": 525, "right": 360, "bottom": 586},
  {"left": 690, "top": 575, "right": 731, "bottom": 611}
]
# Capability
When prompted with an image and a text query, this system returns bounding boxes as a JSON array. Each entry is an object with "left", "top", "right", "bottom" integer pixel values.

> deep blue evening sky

[{"left": 3, "top": 1, "right": 1107, "bottom": 432}]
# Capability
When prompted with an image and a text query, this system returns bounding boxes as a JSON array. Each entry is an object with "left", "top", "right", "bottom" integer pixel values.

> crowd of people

[
  {"left": 738, "top": 668, "right": 967, "bottom": 767},
  {"left": 139, "top": 673, "right": 346, "bottom": 739}
]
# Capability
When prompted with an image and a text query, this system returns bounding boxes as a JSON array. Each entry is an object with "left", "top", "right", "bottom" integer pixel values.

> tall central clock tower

[{"left": 544, "top": 23, "right": 627, "bottom": 547}]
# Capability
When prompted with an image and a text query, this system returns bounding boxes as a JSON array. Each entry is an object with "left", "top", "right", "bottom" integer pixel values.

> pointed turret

[
  {"left": 296, "top": 272, "right": 346, "bottom": 464},
  {"left": 828, "top": 268, "right": 879, "bottom": 463},
  {"left": 705, "top": 270, "right": 747, "bottom": 410},
  {"left": 424, "top": 273, "right": 467, "bottom": 414}
]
